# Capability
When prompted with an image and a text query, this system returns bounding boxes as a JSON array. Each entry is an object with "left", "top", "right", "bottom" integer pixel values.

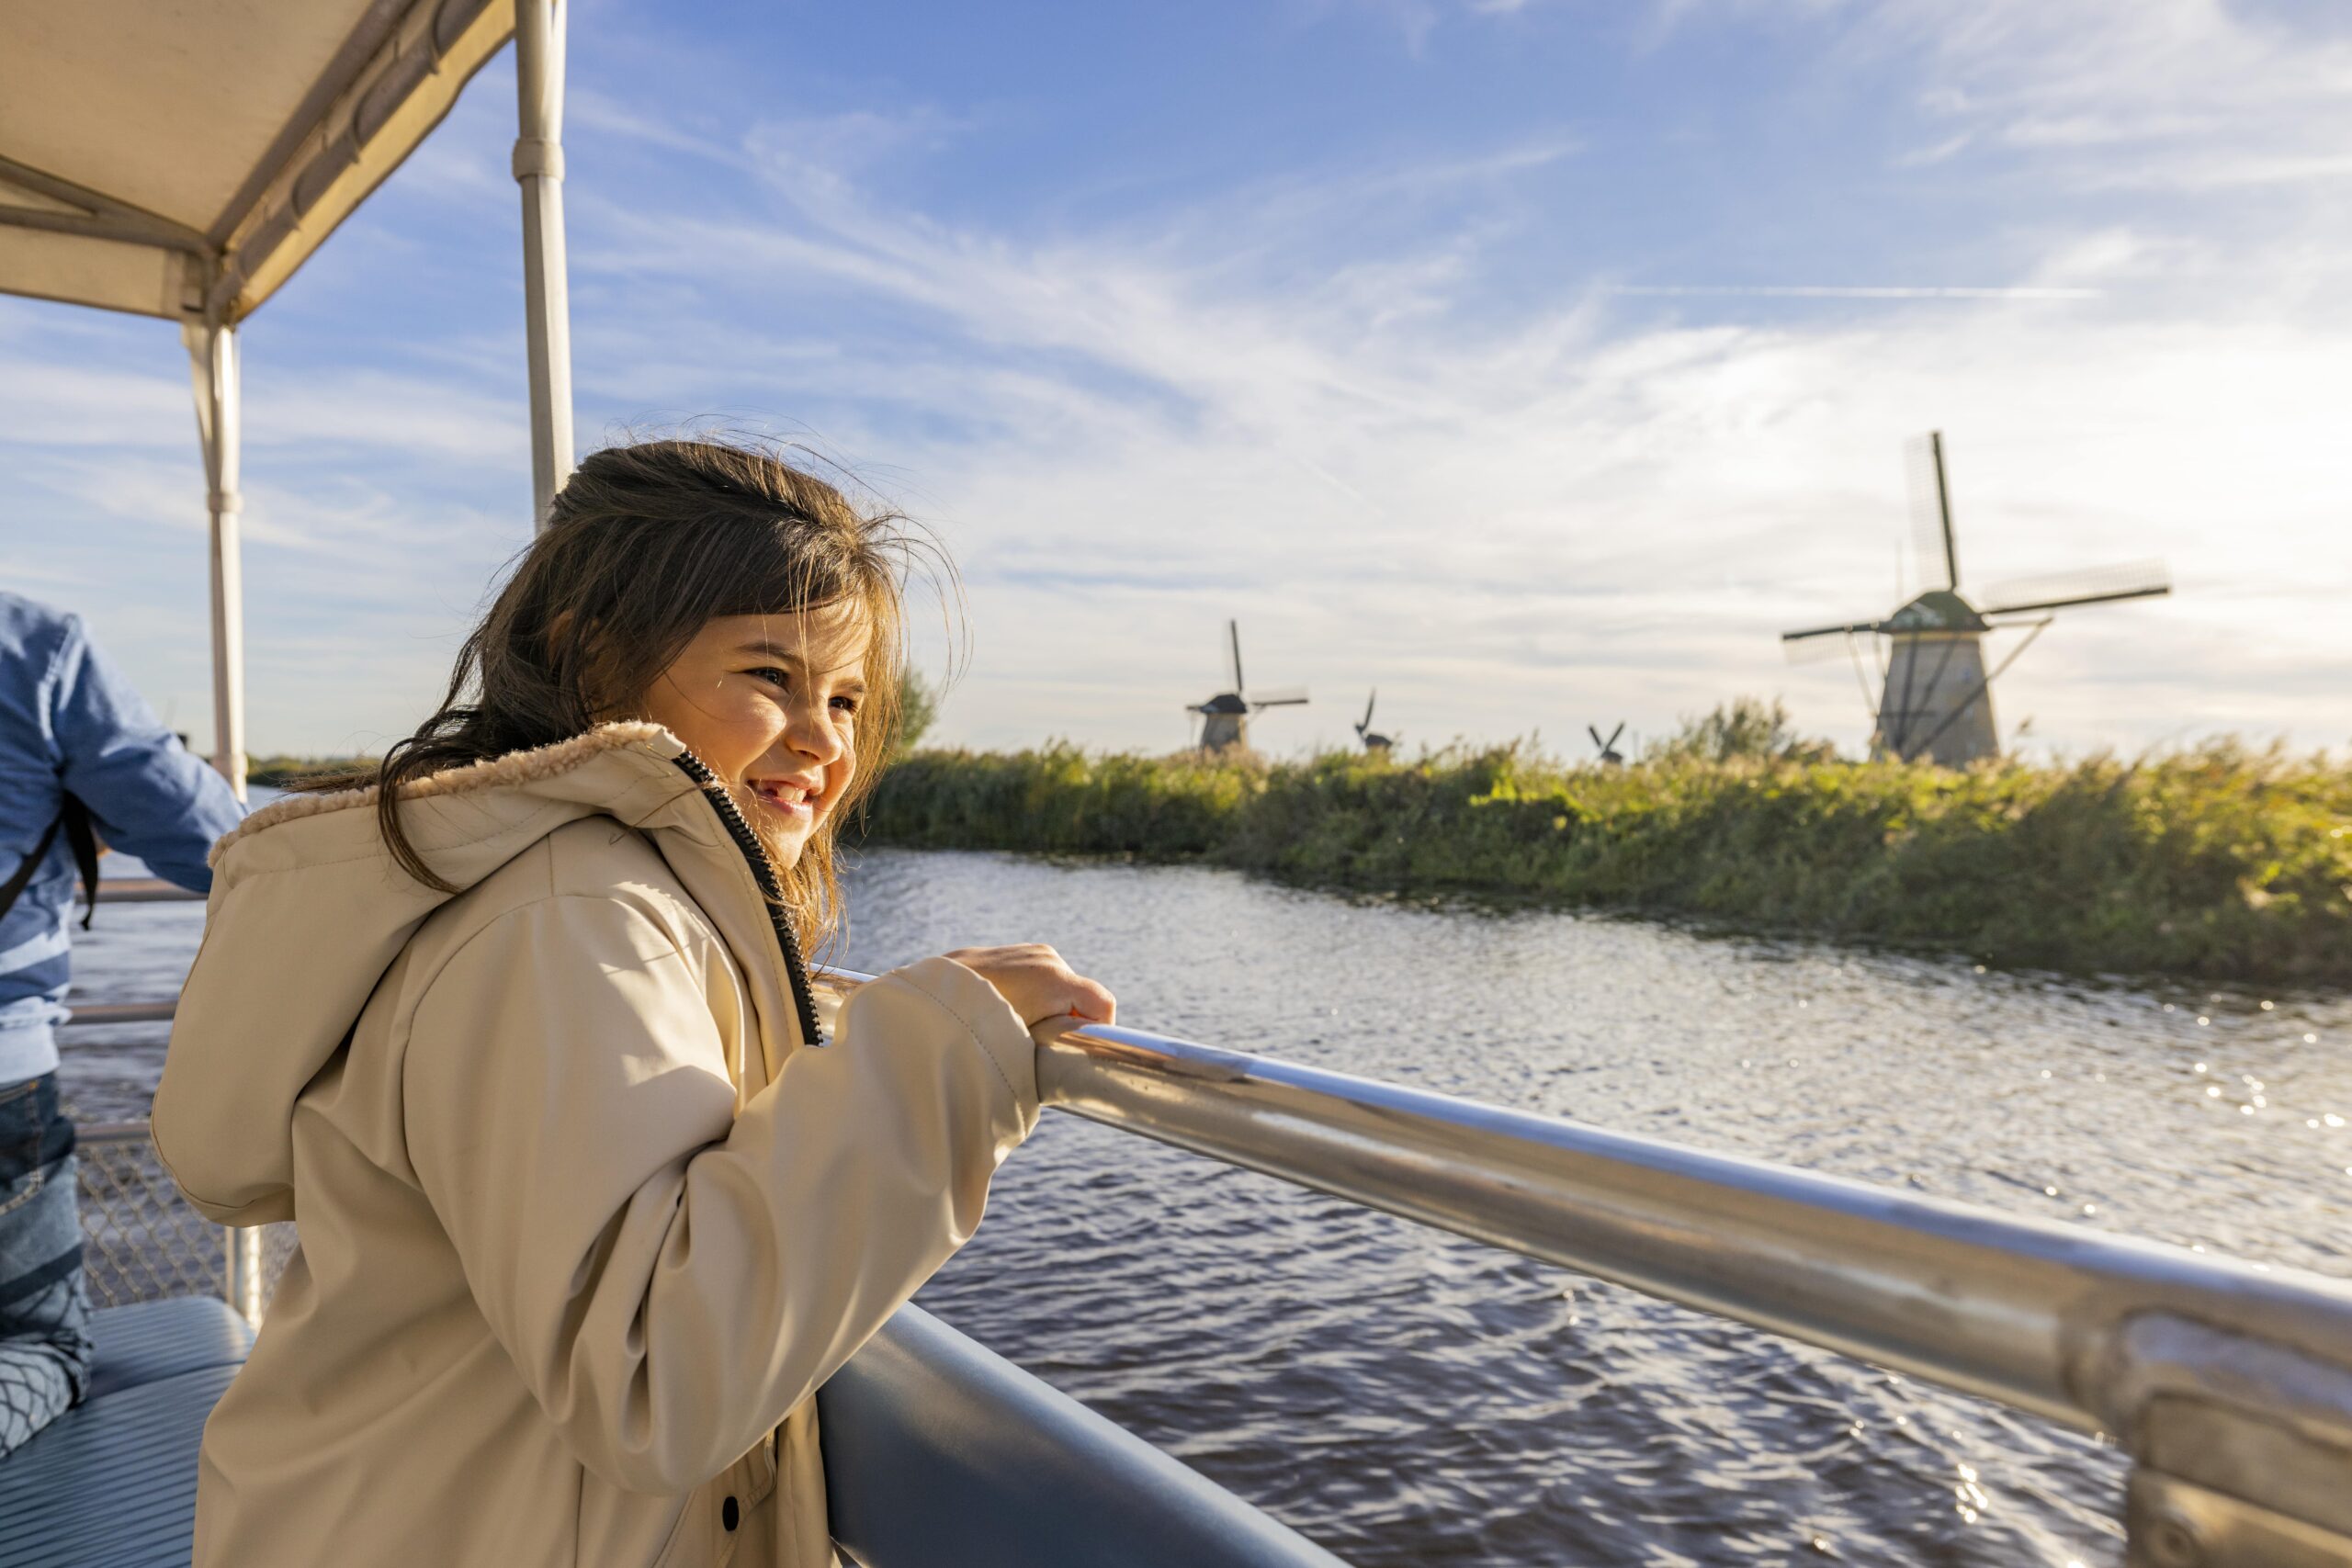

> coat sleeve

[
  {"left": 47, "top": 612, "right": 243, "bottom": 892},
  {"left": 401, "top": 893, "right": 1038, "bottom": 1495}
]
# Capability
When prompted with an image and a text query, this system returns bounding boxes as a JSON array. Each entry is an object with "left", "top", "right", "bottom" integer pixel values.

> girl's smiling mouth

[{"left": 750, "top": 776, "right": 819, "bottom": 821}]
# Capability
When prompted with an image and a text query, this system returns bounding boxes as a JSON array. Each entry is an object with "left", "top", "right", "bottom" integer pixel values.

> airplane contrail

[{"left": 1607, "top": 285, "right": 2104, "bottom": 299}]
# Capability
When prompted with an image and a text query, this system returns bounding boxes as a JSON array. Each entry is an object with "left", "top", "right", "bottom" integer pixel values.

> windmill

[
  {"left": 1781, "top": 432, "right": 2171, "bottom": 766},
  {"left": 1589, "top": 723, "right": 1626, "bottom": 765},
  {"left": 1188, "top": 620, "right": 1307, "bottom": 753},
  {"left": 1354, "top": 691, "right": 1394, "bottom": 754}
]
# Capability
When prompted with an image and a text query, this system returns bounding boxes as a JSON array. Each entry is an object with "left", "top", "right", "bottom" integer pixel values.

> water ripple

[{"left": 60, "top": 847, "right": 2352, "bottom": 1567}]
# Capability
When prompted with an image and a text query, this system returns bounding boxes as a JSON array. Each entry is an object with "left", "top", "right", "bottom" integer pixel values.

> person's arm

[
  {"left": 49, "top": 615, "right": 243, "bottom": 891},
  {"left": 401, "top": 893, "right": 1038, "bottom": 1495}
]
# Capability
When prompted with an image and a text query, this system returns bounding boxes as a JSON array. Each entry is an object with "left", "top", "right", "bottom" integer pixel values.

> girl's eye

[{"left": 749, "top": 666, "right": 856, "bottom": 713}]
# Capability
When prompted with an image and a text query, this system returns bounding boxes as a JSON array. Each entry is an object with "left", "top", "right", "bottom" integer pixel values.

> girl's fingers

[
  {"left": 1035, "top": 978, "right": 1114, "bottom": 1026},
  {"left": 943, "top": 942, "right": 1114, "bottom": 1026},
  {"left": 1042, "top": 992, "right": 1113, "bottom": 1028}
]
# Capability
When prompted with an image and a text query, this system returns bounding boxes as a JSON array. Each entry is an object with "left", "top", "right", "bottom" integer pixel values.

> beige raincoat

[{"left": 152, "top": 723, "right": 1041, "bottom": 1567}]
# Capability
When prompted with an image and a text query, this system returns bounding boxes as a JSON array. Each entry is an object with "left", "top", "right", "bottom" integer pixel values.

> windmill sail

[
  {"left": 1249, "top": 686, "right": 1309, "bottom": 707},
  {"left": 1781, "top": 618, "right": 1884, "bottom": 645},
  {"left": 1905, "top": 432, "right": 1959, "bottom": 592},
  {"left": 1227, "top": 620, "right": 1245, "bottom": 694},
  {"left": 1783, "top": 627, "right": 1869, "bottom": 664},
  {"left": 1977, "top": 559, "right": 2171, "bottom": 617}
]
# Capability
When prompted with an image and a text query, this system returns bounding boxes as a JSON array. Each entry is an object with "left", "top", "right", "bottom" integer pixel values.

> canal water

[{"left": 58, "top": 846, "right": 2352, "bottom": 1567}]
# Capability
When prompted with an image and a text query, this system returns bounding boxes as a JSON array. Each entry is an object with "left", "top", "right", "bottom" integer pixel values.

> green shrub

[
  {"left": 863, "top": 739, "right": 2352, "bottom": 986},
  {"left": 1645, "top": 695, "right": 1840, "bottom": 765},
  {"left": 895, "top": 671, "right": 939, "bottom": 757}
]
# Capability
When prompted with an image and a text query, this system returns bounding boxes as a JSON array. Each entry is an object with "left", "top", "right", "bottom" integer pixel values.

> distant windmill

[
  {"left": 1188, "top": 620, "right": 1307, "bottom": 753},
  {"left": 1589, "top": 723, "right": 1626, "bottom": 765},
  {"left": 1354, "top": 691, "right": 1394, "bottom": 754},
  {"left": 1781, "top": 432, "right": 2171, "bottom": 766}
]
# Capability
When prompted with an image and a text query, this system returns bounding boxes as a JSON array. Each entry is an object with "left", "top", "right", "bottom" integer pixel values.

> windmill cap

[{"left": 1886, "top": 589, "right": 1987, "bottom": 634}]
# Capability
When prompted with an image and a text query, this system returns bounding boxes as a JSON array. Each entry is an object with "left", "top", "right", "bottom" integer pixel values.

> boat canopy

[
  {"left": 0, "top": 0, "right": 511, "bottom": 321},
  {"left": 1, "top": 0, "right": 577, "bottom": 798}
]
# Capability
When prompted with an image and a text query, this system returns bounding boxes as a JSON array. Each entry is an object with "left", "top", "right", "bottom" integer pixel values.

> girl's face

[{"left": 639, "top": 603, "right": 873, "bottom": 867}]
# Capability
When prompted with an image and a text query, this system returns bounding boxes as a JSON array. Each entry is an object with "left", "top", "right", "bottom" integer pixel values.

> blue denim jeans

[{"left": 0, "top": 1072, "right": 91, "bottom": 1458}]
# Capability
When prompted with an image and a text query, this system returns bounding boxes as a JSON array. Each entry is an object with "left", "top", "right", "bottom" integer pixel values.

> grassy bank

[
  {"left": 862, "top": 742, "right": 2352, "bottom": 987},
  {"left": 246, "top": 755, "right": 377, "bottom": 789}
]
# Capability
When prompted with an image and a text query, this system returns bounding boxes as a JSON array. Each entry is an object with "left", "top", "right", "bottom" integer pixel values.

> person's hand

[{"left": 943, "top": 943, "right": 1115, "bottom": 1030}]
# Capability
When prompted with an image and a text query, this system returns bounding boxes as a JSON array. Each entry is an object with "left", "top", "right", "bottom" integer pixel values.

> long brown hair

[{"left": 317, "top": 437, "right": 942, "bottom": 955}]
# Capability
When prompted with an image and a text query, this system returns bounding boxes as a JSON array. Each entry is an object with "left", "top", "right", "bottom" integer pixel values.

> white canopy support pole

[
  {"left": 182, "top": 316, "right": 247, "bottom": 803},
  {"left": 514, "top": 0, "right": 575, "bottom": 530}
]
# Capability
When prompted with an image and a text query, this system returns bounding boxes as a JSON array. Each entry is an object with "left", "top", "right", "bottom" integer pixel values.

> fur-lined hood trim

[{"left": 210, "top": 721, "right": 679, "bottom": 867}]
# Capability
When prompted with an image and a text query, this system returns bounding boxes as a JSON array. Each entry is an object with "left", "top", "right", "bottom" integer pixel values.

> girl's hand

[{"left": 944, "top": 943, "right": 1116, "bottom": 1030}]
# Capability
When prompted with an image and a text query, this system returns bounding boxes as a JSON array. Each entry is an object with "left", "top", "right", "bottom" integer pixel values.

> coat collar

[{"left": 209, "top": 721, "right": 691, "bottom": 866}]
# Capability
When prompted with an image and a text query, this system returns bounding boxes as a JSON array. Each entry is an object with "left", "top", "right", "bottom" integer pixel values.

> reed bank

[{"left": 858, "top": 739, "right": 2352, "bottom": 988}]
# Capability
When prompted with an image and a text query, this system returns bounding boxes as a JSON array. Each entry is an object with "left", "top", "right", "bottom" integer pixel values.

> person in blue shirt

[{"left": 0, "top": 591, "right": 243, "bottom": 1458}]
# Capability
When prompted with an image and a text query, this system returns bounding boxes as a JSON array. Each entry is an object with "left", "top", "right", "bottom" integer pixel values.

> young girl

[{"left": 153, "top": 439, "right": 1113, "bottom": 1568}]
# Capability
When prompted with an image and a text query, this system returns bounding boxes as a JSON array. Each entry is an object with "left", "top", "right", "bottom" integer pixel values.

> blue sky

[{"left": 6, "top": 0, "right": 2350, "bottom": 759}]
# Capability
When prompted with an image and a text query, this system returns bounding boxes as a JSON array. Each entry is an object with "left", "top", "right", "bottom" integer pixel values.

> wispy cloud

[
  {"left": 8, "top": 4, "right": 2350, "bottom": 761},
  {"left": 1687, "top": 0, "right": 2352, "bottom": 195},
  {"left": 559, "top": 81, "right": 2352, "bottom": 758}
]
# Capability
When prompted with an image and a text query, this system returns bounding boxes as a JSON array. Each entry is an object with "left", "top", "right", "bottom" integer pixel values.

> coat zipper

[{"left": 670, "top": 750, "right": 827, "bottom": 1048}]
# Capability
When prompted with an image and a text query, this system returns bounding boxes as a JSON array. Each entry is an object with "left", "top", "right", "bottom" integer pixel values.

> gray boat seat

[
  {"left": 85, "top": 1295, "right": 254, "bottom": 1401},
  {"left": 0, "top": 1298, "right": 252, "bottom": 1568}
]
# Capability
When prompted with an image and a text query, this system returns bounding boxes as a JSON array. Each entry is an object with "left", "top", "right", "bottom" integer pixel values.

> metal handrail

[
  {"left": 64, "top": 1001, "right": 176, "bottom": 1025},
  {"left": 1028, "top": 1013, "right": 2343, "bottom": 1435},
  {"left": 62, "top": 977, "right": 2352, "bottom": 1388},
  {"left": 92, "top": 877, "right": 204, "bottom": 903},
  {"left": 64, "top": 976, "right": 2352, "bottom": 1558},
  {"left": 813, "top": 971, "right": 2352, "bottom": 1562},
  {"left": 78, "top": 1121, "right": 163, "bottom": 1143}
]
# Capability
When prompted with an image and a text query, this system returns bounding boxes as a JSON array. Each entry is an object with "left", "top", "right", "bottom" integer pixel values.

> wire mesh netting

[{"left": 75, "top": 1124, "right": 292, "bottom": 1316}]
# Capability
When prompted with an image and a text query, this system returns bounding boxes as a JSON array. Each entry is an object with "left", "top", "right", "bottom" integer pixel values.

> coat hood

[{"left": 153, "top": 722, "right": 713, "bottom": 1225}]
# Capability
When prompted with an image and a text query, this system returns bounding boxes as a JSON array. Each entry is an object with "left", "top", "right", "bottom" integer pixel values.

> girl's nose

[{"left": 786, "top": 699, "right": 846, "bottom": 766}]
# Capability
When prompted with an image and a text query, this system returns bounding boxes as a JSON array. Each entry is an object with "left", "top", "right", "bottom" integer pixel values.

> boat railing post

[
  {"left": 513, "top": 0, "right": 576, "bottom": 531},
  {"left": 223, "top": 1225, "right": 264, "bottom": 1329},
  {"left": 180, "top": 313, "right": 246, "bottom": 802}
]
